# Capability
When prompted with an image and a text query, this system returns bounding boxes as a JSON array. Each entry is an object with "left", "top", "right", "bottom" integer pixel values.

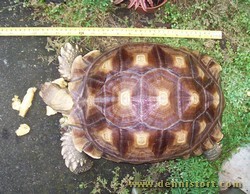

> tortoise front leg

[{"left": 61, "top": 131, "right": 93, "bottom": 174}]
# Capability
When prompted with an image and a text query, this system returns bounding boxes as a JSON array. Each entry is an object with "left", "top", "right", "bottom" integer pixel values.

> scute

[
  {"left": 68, "top": 43, "right": 224, "bottom": 163},
  {"left": 178, "top": 78, "right": 206, "bottom": 120},
  {"left": 141, "top": 69, "right": 179, "bottom": 129}
]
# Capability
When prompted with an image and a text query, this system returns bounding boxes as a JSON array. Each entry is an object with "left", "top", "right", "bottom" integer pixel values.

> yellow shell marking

[
  {"left": 100, "top": 128, "right": 113, "bottom": 143},
  {"left": 213, "top": 91, "right": 220, "bottom": 108},
  {"left": 174, "top": 56, "right": 186, "bottom": 68},
  {"left": 135, "top": 54, "right": 148, "bottom": 67},
  {"left": 203, "top": 138, "right": 214, "bottom": 149},
  {"left": 134, "top": 131, "right": 149, "bottom": 148},
  {"left": 86, "top": 89, "right": 95, "bottom": 115},
  {"left": 199, "top": 120, "right": 207, "bottom": 134},
  {"left": 174, "top": 130, "right": 188, "bottom": 145},
  {"left": 100, "top": 59, "right": 113, "bottom": 73},
  {"left": 119, "top": 90, "right": 132, "bottom": 107},
  {"left": 197, "top": 67, "right": 205, "bottom": 79},
  {"left": 190, "top": 91, "right": 200, "bottom": 106},
  {"left": 157, "top": 90, "right": 170, "bottom": 106},
  {"left": 87, "top": 94, "right": 95, "bottom": 107}
]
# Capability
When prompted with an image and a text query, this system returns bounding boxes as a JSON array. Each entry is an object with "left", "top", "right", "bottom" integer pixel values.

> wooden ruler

[{"left": 0, "top": 27, "right": 222, "bottom": 39}]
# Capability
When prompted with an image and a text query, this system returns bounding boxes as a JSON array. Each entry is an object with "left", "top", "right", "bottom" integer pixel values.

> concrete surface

[
  {"left": 219, "top": 145, "right": 250, "bottom": 194},
  {"left": 0, "top": 1, "right": 148, "bottom": 193}
]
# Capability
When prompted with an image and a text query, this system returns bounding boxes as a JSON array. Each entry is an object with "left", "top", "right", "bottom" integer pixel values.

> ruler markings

[{"left": 0, "top": 27, "right": 222, "bottom": 39}]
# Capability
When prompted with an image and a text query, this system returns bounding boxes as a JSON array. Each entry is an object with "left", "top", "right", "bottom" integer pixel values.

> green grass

[{"left": 25, "top": 0, "right": 250, "bottom": 193}]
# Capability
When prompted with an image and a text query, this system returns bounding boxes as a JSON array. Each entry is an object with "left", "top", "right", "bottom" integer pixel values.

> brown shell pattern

[{"left": 72, "top": 43, "right": 224, "bottom": 163}]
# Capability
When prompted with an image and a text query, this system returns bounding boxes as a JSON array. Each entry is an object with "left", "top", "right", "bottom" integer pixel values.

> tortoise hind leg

[
  {"left": 203, "top": 143, "right": 222, "bottom": 161},
  {"left": 61, "top": 132, "right": 93, "bottom": 174},
  {"left": 203, "top": 123, "right": 224, "bottom": 161}
]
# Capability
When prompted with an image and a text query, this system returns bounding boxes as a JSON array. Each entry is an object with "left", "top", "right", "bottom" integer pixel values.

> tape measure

[{"left": 0, "top": 27, "right": 222, "bottom": 39}]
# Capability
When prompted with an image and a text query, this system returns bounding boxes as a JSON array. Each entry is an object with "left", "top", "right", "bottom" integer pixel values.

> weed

[
  {"left": 90, "top": 167, "right": 133, "bottom": 194},
  {"left": 26, "top": 0, "right": 112, "bottom": 27}
]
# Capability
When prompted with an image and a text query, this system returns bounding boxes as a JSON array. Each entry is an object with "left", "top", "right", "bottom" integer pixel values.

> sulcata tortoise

[{"left": 40, "top": 43, "right": 224, "bottom": 173}]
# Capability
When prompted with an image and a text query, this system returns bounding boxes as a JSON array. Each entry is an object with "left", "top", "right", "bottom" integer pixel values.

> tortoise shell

[{"left": 64, "top": 43, "right": 224, "bottom": 163}]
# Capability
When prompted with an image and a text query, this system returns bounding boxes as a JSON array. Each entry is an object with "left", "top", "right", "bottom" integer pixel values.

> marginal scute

[
  {"left": 193, "top": 146, "right": 203, "bottom": 156},
  {"left": 191, "top": 56, "right": 211, "bottom": 86},
  {"left": 197, "top": 67, "right": 205, "bottom": 79},
  {"left": 183, "top": 154, "right": 190, "bottom": 159},
  {"left": 201, "top": 55, "right": 213, "bottom": 67},
  {"left": 210, "top": 124, "right": 223, "bottom": 142},
  {"left": 191, "top": 114, "right": 213, "bottom": 147},
  {"left": 209, "top": 62, "right": 222, "bottom": 79},
  {"left": 70, "top": 55, "right": 86, "bottom": 81},
  {"left": 83, "top": 142, "right": 103, "bottom": 159},
  {"left": 72, "top": 127, "right": 90, "bottom": 152},
  {"left": 202, "top": 137, "right": 214, "bottom": 150},
  {"left": 201, "top": 55, "right": 222, "bottom": 80},
  {"left": 205, "top": 82, "right": 221, "bottom": 119},
  {"left": 83, "top": 50, "right": 101, "bottom": 65},
  {"left": 70, "top": 50, "right": 101, "bottom": 82},
  {"left": 212, "top": 91, "right": 220, "bottom": 108}
]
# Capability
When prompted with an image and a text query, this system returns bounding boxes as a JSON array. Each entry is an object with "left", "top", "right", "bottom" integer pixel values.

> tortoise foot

[
  {"left": 203, "top": 143, "right": 222, "bottom": 161},
  {"left": 61, "top": 132, "right": 93, "bottom": 174}
]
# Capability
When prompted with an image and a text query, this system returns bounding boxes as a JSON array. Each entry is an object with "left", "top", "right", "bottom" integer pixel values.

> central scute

[{"left": 102, "top": 69, "right": 179, "bottom": 129}]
